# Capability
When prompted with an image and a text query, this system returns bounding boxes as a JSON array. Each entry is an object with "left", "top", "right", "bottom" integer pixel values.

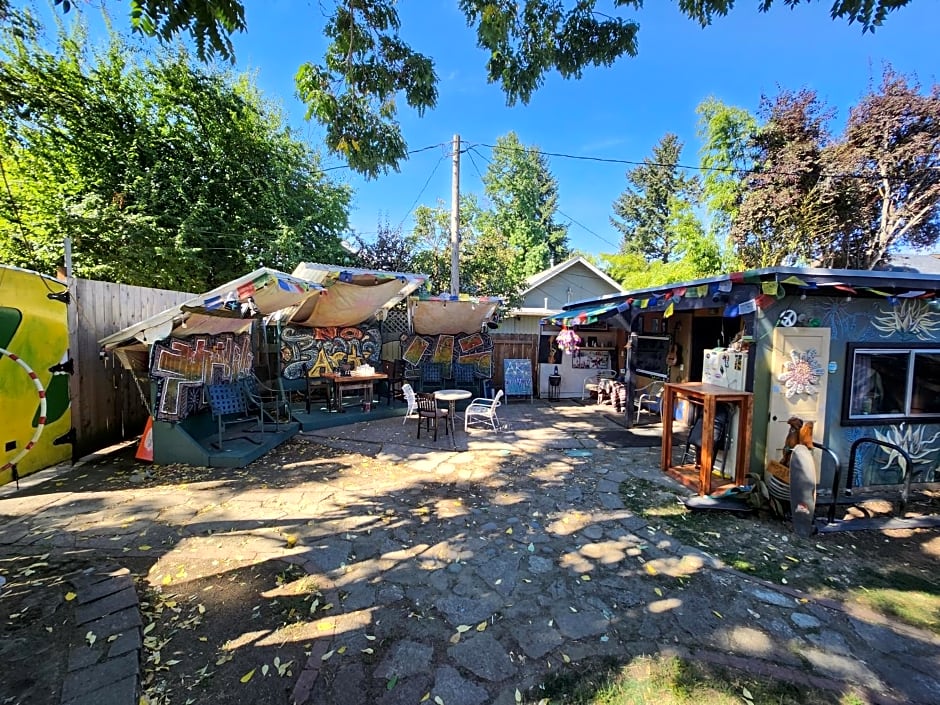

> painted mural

[
  {"left": 150, "top": 333, "right": 253, "bottom": 422},
  {"left": 0, "top": 266, "right": 72, "bottom": 485},
  {"left": 400, "top": 332, "right": 494, "bottom": 378},
  {"left": 775, "top": 296, "right": 940, "bottom": 485},
  {"left": 280, "top": 325, "right": 382, "bottom": 380}
]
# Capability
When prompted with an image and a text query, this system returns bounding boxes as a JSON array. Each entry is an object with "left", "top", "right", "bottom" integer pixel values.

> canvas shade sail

[
  {"left": 410, "top": 299, "right": 500, "bottom": 335},
  {"left": 99, "top": 268, "right": 321, "bottom": 349},
  {"left": 541, "top": 301, "right": 630, "bottom": 326},
  {"left": 289, "top": 279, "right": 406, "bottom": 328},
  {"left": 292, "top": 262, "right": 427, "bottom": 319}
]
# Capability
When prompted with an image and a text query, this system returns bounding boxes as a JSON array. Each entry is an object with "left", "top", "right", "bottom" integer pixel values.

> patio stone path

[{"left": 1, "top": 400, "right": 938, "bottom": 704}]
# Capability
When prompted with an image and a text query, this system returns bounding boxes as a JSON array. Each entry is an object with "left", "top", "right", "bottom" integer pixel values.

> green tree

[
  {"left": 603, "top": 193, "right": 728, "bottom": 289},
  {"left": 611, "top": 133, "right": 701, "bottom": 264},
  {"left": 7, "top": 0, "right": 914, "bottom": 177},
  {"left": 482, "top": 132, "right": 570, "bottom": 283},
  {"left": 409, "top": 195, "right": 524, "bottom": 305},
  {"left": 0, "top": 16, "right": 351, "bottom": 289},
  {"left": 696, "top": 97, "right": 758, "bottom": 244}
]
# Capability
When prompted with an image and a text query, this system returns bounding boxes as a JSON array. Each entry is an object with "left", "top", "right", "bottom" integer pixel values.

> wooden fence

[
  {"left": 491, "top": 335, "right": 538, "bottom": 396},
  {"left": 69, "top": 278, "right": 193, "bottom": 458}
]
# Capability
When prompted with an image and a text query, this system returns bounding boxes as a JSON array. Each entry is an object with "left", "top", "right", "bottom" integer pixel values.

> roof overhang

[
  {"left": 558, "top": 266, "right": 940, "bottom": 314},
  {"left": 541, "top": 300, "right": 631, "bottom": 326},
  {"left": 100, "top": 264, "right": 429, "bottom": 350}
]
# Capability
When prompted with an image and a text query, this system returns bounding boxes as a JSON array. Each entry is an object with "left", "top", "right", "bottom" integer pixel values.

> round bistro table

[{"left": 433, "top": 389, "right": 473, "bottom": 445}]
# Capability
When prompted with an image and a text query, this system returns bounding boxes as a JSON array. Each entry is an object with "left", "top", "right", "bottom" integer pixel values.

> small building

[
  {"left": 549, "top": 266, "right": 940, "bottom": 488},
  {"left": 499, "top": 257, "right": 627, "bottom": 398}
]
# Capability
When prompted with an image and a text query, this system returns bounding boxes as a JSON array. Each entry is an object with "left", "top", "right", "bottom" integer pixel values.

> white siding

[{"left": 522, "top": 261, "right": 621, "bottom": 310}]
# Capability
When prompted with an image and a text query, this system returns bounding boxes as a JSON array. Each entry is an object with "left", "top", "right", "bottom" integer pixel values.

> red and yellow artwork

[
  {"left": 432, "top": 335, "right": 455, "bottom": 365},
  {"left": 402, "top": 336, "right": 430, "bottom": 366}
]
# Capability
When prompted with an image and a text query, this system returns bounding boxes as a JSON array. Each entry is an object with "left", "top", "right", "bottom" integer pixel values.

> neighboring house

[
  {"left": 550, "top": 266, "right": 940, "bottom": 489},
  {"left": 881, "top": 252, "right": 940, "bottom": 275},
  {"left": 494, "top": 257, "right": 627, "bottom": 399},
  {"left": 499, "top": 256, "right": 626, "bottom": 336}
]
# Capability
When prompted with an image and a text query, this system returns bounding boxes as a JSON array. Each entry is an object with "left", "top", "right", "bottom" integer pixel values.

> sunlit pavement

[{"left": 2, "top": 399, "right": 938, "bottom": 705}]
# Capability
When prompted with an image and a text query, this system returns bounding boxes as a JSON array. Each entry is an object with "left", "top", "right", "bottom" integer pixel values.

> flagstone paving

[{"left": 1, "top": 400, "right": 938, "bottom": 704}]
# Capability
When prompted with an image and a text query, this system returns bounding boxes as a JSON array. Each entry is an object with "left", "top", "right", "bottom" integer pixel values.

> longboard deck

[
  {"left": 789, "top": 445, "right": 817, "bottom": 537},
  {"left": 680, "top": 495, "right": 754, "bottom": 513}
]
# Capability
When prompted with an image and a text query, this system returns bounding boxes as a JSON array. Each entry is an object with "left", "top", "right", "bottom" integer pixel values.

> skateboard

[
  {"left": 789, "top": 444, "right": 817, "bottom": 537},
  {"left": 680, "top": 494, "right": 754, "bottom": 513}
]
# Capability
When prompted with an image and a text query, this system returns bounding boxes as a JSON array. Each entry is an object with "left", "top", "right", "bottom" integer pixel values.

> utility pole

[{"left": 450, "top": 134, "right": 460, "bottom": 296}]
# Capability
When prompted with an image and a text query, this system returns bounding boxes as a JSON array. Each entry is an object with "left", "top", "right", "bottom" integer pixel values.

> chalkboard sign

[
  {"left": 503, "top": 358, "right": 533, "bottom": 400},
  {"left": 633, "top": 335, "right": 670, "bottom": 379}
]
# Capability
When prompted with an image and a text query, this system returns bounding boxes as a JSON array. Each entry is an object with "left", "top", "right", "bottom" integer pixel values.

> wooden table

[
  {"left": 322, "top": 373, "right": 388, "bottom": 413},
  {"left": 661, "top": 382, "right": 753, "bottom": 495}
]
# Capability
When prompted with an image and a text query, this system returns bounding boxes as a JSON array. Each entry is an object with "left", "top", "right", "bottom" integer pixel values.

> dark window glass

[
  {"left": 912, "top": 353, "right": 940, "bottom": 415},
  {"left": 844, "top": 345, "right": 940, "bottom": 424}
]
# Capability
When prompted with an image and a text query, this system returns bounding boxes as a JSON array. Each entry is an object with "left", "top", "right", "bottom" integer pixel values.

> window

[{"left": 843, "top": 343, "right": 940, "bottom": 424}]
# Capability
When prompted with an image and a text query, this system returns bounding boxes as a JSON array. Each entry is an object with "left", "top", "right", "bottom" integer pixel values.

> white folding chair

[
  {"left": 634, "top": 380, "right": 665, "bottom": 423},
  {"left": 464, "top": 389, "right": 504, "bottom": 432},
  {"left": 401, "top": 383, "right": 419, "bottom": 424}
]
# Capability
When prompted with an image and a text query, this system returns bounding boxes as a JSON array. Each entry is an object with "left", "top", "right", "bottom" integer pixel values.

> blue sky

[{"left": 51, "top": 1, "right": 940, "bottom": 257}]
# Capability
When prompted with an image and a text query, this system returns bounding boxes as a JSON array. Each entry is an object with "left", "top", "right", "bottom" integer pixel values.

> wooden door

[{"left": 765, "top": 327, "right": 831, "bottom": 470}]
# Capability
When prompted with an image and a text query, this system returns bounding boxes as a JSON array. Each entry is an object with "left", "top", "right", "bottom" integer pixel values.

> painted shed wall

[{"left": 751, "top": 295, "right": 940, "bottom": 487}]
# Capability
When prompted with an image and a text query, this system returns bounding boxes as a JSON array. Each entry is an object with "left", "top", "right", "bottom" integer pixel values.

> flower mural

[
  {"left": 778, "top": 348, "right": 825, "bottom": 398},
  {"left": 874, "top": 424, "right": 940, "bottom": 482},
  {"left": 872, "top": 300, "right": 940, "bottom": 340}
]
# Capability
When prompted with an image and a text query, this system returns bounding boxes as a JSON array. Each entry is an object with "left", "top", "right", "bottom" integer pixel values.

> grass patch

[
  {"left": 618, "top": 477, "right": 940, "bottom": 636},
  {"left": 851, "top": 585, "right": 940, "bottom": 634},
  {"left": 534, "top": 654, "right": 866, "bottom": 705}
]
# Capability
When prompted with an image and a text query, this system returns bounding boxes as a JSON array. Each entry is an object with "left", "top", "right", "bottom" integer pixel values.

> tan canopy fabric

[
  {"left": 410, "top": 299, "right": 500, "bottom": 335},
  {"left": 289, "top": 279, "right": 406, "bottom": 328}
]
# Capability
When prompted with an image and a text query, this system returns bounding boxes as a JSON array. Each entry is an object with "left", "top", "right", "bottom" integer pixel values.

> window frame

[{"left": 842, "top": 342, "right": 940, "bottom": 425}]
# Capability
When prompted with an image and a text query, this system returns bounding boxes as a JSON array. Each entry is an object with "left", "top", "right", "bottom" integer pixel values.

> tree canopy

[
  {"left": 0, "top": 15, "right": 352, "bottom": 290},
  {"left": 697, "top": 71, "right": 940, "bottom": 270},
  {"left": 6, "top": 0, "right": 914, "bottom": 178}
]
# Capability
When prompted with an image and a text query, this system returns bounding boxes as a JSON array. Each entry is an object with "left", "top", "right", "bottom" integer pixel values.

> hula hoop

[{"left": 0, "top": 347, "right": 47, "bottom": 472}]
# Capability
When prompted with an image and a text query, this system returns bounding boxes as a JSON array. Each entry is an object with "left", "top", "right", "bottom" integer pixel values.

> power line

[
  {"left": 476, "top": 141, "right": 915, "bottom": 182},
  {"left": 321, "top": 141, "right": 448, "bottom": 173},
  {"left": 396, "top": 153, "right": 446, "bottom": 230},
  {"left": 465, "top": 144, "right": 621, "bottom": 251}
]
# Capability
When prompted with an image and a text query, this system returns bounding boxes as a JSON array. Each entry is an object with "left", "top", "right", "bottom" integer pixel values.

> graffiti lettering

[
  {"left": 151, "top": 333, "right": 253, "bottom": 422},
  {"left": 281, "top": 325, "right": 381, "bottom": 379}
]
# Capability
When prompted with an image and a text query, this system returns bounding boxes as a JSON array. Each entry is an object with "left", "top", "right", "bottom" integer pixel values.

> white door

[{"left": 765, "top": 327, "right": 831, "bottom": 470}]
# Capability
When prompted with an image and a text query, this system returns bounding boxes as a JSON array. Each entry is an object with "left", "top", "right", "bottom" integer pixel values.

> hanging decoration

[
  {"left": 778, "top": 348, "right": 825, "bottom": 398},
  {"left": 555, "top": 326, "right": 581, "bottom": 355}
]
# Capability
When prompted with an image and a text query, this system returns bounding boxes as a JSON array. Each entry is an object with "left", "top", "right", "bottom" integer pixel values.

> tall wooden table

[
  {"left": 322, "top": 373, "right": 387, "bottom": 413},
  {"left": 661, "top": 382, "right": 754, "bottom": 495}
]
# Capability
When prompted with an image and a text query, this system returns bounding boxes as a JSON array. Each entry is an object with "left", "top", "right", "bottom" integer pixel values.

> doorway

[{"left": 689, "top": 316, "right": 730, "bottom": 382}]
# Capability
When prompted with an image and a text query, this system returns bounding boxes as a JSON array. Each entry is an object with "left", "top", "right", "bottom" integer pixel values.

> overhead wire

[
  {"left": 395, "top": 151, "right": 446, "bottom": 230},
  {"left": 476, "top": 141, "right": 915, "bottom": 182},
  {"left": 465, "top": 144, "right": 621, "bottom": 251}
]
